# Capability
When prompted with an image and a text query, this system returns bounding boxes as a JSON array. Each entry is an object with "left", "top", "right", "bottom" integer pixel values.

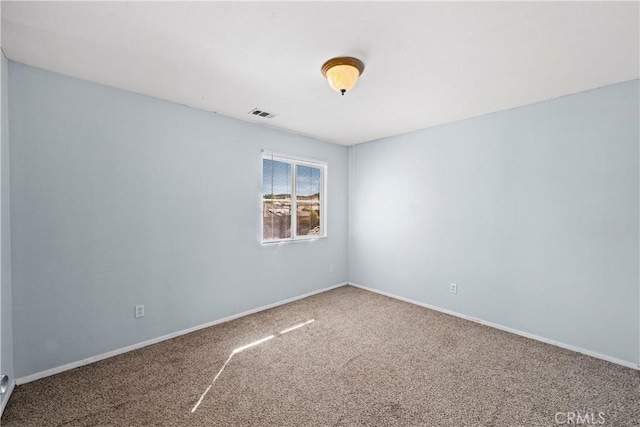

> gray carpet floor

[{"left": 2, "top": 285, "right": 639, "bottom": 426}]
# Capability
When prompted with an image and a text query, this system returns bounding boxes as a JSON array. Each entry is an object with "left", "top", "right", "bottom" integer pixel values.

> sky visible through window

[
  {"left": 263, "top": 159, "right": 291, "bottom": 196},
  {"left": 296, "top": 165, "right": 321, "bottom": 197},
  {"left": 263, "top": 159, "right": 320, "bottom": 197}
]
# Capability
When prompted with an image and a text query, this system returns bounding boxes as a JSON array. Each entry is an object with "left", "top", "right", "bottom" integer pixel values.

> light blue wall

[
  {"left": 349, "top": 80, "right": 640, "bottom": 365},
  {"left": 9, "top": 62, "right": 349, "bottom": 378},
  {"left": 7, "top": 60, "right": 639, "bottom": 378},
  {"left": 1, "top": 53, "right": 14, "bottom": 407}
]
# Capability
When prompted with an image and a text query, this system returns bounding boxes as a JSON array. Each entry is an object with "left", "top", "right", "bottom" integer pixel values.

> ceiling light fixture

[{"left": 321, "top": 57, "right": 365, "bottom": 96}]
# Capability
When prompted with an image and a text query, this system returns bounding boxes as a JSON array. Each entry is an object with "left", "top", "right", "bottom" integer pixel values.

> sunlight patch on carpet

[
  {"left": 280, "top": 319, "right": 315, "bottom": 334},
  {"left": 191, "top": 319, "right": 315, "bottom": 413},
  {"left": 232, "top": 335, "right": 275, "bottom": 354}
]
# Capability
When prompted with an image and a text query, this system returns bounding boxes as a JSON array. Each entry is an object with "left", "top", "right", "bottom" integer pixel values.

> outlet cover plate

[{"left": 135, "top": 305, "right": 145, "bottom": 318}]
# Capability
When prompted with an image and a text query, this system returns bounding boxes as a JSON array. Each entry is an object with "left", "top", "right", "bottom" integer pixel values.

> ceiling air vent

[{"left": 248, "top": 108, "right": 278, "bottom": 119}]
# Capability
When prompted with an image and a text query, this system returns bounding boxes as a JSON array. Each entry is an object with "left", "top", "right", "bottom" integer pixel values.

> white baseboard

[
  {"left": 0, "top": 378, "right": 15, "bottom": 417},
  {"left": 16, "top": 282, "right": 348, "bottom": 385},
  {"left": 348, "top": 282, "right": 639, "bottom": 371}
]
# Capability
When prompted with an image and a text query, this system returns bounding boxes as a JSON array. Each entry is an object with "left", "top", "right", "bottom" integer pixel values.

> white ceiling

[{"left": 1, "top": 1, "right": 638, "bottom": 146}]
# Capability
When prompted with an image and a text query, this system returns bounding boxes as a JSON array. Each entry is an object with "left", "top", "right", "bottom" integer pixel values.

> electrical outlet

[
  {"left": 329, "top": 264, "right": 335, "bottom": 273},
  {"left": 449, "top": 283, "right": 457, "bottom": 294},
  {"left": 135, "top": 305, "right": 145, "bottom": 318}
]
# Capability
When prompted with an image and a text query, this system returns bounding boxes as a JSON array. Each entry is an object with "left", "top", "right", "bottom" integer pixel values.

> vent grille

[{"left": 249, "top": 108, "right": 278, "bottom": 119}]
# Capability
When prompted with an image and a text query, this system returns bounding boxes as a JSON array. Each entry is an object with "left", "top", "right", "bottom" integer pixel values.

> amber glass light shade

[{"left": 321, "top": 57, "right": 365, "bottom": 95}]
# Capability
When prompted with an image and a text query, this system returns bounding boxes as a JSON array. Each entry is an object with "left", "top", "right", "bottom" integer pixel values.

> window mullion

[
  {"left": 320, "top": 167, "right": 325, "bottom": 236},
  {"left": 291, "top": 161, "right": 297, "bottom": 239}
]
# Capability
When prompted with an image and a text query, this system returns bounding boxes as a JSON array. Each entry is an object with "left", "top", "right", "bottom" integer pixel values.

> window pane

[
  {"left": 296, "top": 165, "right": 321, "bottom": 237},
  {"left": 263, "top": 159, "right": 292, "bottom": 240}
]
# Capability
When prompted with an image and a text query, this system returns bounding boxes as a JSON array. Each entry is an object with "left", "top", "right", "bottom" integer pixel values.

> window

[{"left": 262, "top": 152, "right": 326, "bottom": 242}]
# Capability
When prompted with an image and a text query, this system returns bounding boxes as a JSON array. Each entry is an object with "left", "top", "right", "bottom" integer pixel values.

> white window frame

[{"left": 262, "top": 151, "right": 327, "bottom": 243}]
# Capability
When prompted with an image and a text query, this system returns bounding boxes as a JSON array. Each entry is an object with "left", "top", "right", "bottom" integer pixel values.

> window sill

[{"left": 262, "top": 236, "right": 327, "bottom": 245}]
